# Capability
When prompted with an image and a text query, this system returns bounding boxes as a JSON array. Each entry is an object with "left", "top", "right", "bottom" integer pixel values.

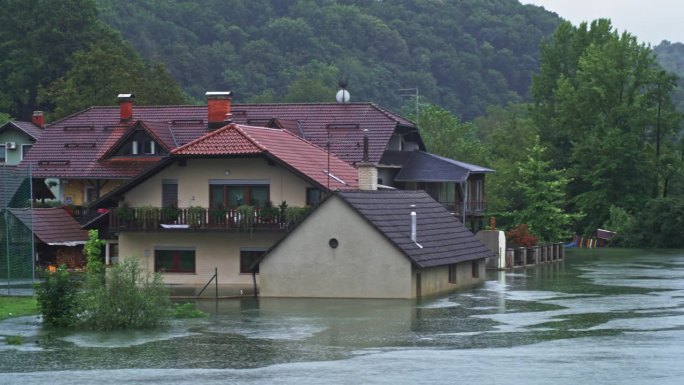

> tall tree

[
  {"left": 508, "top": 137, "right": 578, "bottom": 242},
  {"left": 414, "top": 103, "right": 487, "bottom": 165},
  {"left": 38, "top": 39, "right": 188, "bottom": 120},
  {"left": 0, "top": 0, "right": 102, "bottom": 119},
  {"left": 530, "top": 19, "right": 682, "bottom": 232}
]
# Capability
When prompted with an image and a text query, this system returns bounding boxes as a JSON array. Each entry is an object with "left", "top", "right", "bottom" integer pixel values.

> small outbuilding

[{"left": 257, "top": 190, "right": 494, "bottom": 299}]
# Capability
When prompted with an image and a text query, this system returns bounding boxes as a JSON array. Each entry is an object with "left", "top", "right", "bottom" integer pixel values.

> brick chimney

[
  {"left": 32, "top": 111, "right": 45, "bottom": 128},
  {"left": 206, "top": 91, "right": 232, "bottom": 130},
  {"left": 357, "top": 132, "right": 378, "bottom": 190},
  {"left": 118, "top": 93, "right": 135, "bottom": 123}
]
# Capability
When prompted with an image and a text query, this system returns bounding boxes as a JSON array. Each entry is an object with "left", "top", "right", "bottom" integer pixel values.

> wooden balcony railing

[
  {"left": 106, "top": 206, "right": 309, "bottom": 232},
  {"left": 443, "top": 201, "right": 487, "bottom": 216}
]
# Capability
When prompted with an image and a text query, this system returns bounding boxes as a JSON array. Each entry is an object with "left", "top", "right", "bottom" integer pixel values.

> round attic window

[{"left": 329, "top": 238, "right": 339, "bottom": 249}]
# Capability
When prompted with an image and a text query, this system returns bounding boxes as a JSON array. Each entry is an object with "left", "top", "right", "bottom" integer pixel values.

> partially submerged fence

[{"left": 1, "top": 164, "right": 34, "bottom": 292}]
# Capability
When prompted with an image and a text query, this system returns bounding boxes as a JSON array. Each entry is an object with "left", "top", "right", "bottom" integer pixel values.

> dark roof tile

[
  {"left": 10, "top": 208, "right": 88, "bottom": 245},
  {"left": 338, "top": 190, "right": 493, "bottom": 268}
]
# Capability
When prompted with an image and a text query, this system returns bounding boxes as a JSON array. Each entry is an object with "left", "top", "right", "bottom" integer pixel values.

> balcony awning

[{"left": 394, "top": 150, "right": 494, "bottom": 183}]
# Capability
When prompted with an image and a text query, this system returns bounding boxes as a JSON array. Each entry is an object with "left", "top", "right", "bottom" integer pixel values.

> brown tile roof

[
  {"left": 1, "top": 121, "right": 44, "bottom": 141},
  {"left": 337, "top": 190, "right": 494, "bottom": 268},
  {"left": 9, "top": 208, "right": 88, "bottom": 245},
  {"left": 22, "top": 103, "right": 415, "bottom": 179},
  {"left": 173, "top": 124, "right": 358, "bottom": 190}
]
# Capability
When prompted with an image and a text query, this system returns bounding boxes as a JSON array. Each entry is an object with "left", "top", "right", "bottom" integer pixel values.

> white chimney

[{"left": 410, "top": 205, "right": 417, "bottom": 243}]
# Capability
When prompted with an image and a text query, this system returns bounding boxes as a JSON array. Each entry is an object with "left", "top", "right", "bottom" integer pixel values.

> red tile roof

[
  {"left": 10, "top": 208, "right": 88, "bottom": 245},
  {"left": 173, "top": 124, "right": 358, "bottom": 190},
  {"left": 1, "top": 121, "right": 44, "bottom": 141},
  {"left": 22, "top": 103, "right": 415, "bottom": 179}
]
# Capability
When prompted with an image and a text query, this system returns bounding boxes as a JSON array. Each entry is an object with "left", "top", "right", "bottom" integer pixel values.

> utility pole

[{"left": 398, "top": 88, "right": 419, "bottom": 126}]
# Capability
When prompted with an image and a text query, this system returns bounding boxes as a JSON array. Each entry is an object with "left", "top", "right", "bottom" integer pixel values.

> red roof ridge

[{"left": 233, "top": 124, "right": 270, "bottom": 152}]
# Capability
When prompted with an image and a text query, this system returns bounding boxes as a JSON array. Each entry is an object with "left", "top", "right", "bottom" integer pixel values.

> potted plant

[
  {"left": 209, "top": 204, "right": 228, "bottom": 226},
  {"left": 260, "top": 201, "right": 280, "bottom": 224},
  {"left": 139, "top": 205, "right": 160, "bottom": 229},
  {"left": 161, "top": 205, "right": 181, "bottom": 224},
  {"left": 114, "top": 203, "right": 135, "bottom": 227},
  {"left": 284, "top": 206, "right": 309, "bottom": 229},
  {"left": 186, "top": 206, "right": 205, "bottom": 228},
  {"left": 236, "top": 205, "right": 255, "bottom": 233}
]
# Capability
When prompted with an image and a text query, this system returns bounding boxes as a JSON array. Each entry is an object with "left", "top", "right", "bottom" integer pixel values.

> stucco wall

[
  {"left": 119, "top": 231, "right": 282, "bottom": 285},
  {"left": 0, "top": 129, "right": 33, "bottom": 165},
  {"left": 63, "top": 179, "right": 124, "bottom": 206},
  {"left": 123, "top": 158, "right": 312, "bottom": 208},
  {"left": 414, "top": 259, "right": 486, "bottom": 298},
  {"left": 259, "top": 196, "right": 414, "bottom": 298}
]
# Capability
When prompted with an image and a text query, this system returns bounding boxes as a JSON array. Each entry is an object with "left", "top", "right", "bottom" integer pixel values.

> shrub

[
  {"left": 506, "top": 224, "right": 538, "bottom": 247},
  {"left": 77, "top": 258, "right": 170, "bottom": 330},
  {"left": 172, "top": 302, "right": 207, "bottom": 319},
  {"left": 5, "top": 335, "right": 23, "bottom": 345},
  {"left": 35, "top": 265, "right": 81, "bottom": 328}
]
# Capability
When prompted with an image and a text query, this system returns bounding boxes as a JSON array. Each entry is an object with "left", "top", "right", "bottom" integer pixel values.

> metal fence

[{"left": 1, "top": 164, "right": 34, "bottom": 294}]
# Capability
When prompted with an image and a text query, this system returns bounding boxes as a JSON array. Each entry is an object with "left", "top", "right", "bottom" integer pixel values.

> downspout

[
  {"left": 251, "top": 269, "right": 258, "bottom": 298},
  {"left": 459, "top": 181, "right": 466, "bottom": 224}
]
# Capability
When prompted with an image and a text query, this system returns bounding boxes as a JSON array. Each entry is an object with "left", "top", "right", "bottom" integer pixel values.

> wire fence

[{"left": 1, "top": 164, "right": 34, "bottom": 295}]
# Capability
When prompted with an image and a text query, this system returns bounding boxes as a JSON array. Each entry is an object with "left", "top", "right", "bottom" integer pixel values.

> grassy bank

[{"left": 0, "top": 296, "right": 38, "bottom": 320}]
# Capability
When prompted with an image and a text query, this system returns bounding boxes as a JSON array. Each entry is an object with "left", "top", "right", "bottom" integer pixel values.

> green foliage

[
  {"left": 172, "top": 302, "right": 207, "bottom": 319},
  {"left": 0, "top": 296, "right": 38, "bottom": 321},
  {"left": 0, "top": 0, "right": 102, "bottom": 119},
  {"left": 506, "top": 138, "right": 579, "bottom": 242},
  {"left": 602, "top": 205, "right": 637, "bottom": 246},
  {"left": 38, "top": 39, "right": 189, "bottom": 121},
  {"left": 416, "top": 104, "right": 487, "bottom": 164},
  {"left": 5, "top": 335, "right": 23, "bottom": 345},
  {"left": 629, "top": 198, "right": 684, "bottom": 248},
  {"left": 236, "top": 205, "right": 255, "bottom": 232},
  {"left": 530, "top": 19, "right": 683, "bottom": 235},
  {"left": 93, "top": 0, "right": 562, "bottom": 120},
  {"left": 76, "top": 258, "right": 170, "bottom": 330},
  {"left": 161, "top": 205, "right": 181, "bottom": 223},
  {"left": 114, "top": 205, "right": 135, "bottom": 223},
  {"left": 186, "top": 206, "right": 205, "bottom": 227},
  {"left": 84, "top": 230, "right": 105, "bottom": 284},
  {"left": 35, "top": 265, "right": 81, "bottom": 328},
  {"left": 284, "top": 206, "right": 309, "bottom": 227}
]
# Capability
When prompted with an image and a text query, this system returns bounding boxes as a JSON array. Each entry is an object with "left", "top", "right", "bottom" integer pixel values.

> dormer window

[{"left": 115, "top": 130, "right": 166, "bottom": 157}]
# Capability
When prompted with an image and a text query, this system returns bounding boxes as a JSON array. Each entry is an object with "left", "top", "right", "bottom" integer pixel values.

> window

[
  {"left": 116, "top": 130, "right": 167, "bottom": 157},
  {"left": 210, "top": 183, "right": 269, "bottom": 208},
  {"left": 21, "top": 144, "right": 32, "bottom": 160},
  {"left": 448, "top": 264, "right": 458, "bottom": 284},
  {"left": 472, "top": 260, "right": 479, "bottom": 278},
  {"left": 0, "top": 144, "right": 5, "bottom": 163},
  {"left": 306, "top": 188, "right": 323, "bottom": 206},
  {"left": 85, "top": 186, "right": 98, "bottom": 204},
  {"left": 240, "top": 248, "right": 266, "bottom": 274},
  {"left": 155, "top": 248, "right": 195, "bottom": 273},
  {"left": 162, "top": 180, "right": 178, "bottom": 208}
]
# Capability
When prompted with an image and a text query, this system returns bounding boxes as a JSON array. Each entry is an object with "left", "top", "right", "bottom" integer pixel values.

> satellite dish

[{"left": 336, "top": 89, "right": 350, "bottom": 103}]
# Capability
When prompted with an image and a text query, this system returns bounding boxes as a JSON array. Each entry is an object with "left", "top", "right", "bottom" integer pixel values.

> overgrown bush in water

[
  {"left": 172, "top": 302, "right": 207, "bottom": 319},
  {"left": 36, "top": 230, "right": 171, "bottom": 330},
  {"left": 77, "top": 258, "right": 170, "bottom": 330},
  {"left": 35, "top": 265, "right": 80, "bottom": 328}
]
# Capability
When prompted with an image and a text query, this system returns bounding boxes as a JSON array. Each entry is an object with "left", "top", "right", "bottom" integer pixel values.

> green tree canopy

[{"left": 530, "top": 19, "right": 682, "bottom": 232}]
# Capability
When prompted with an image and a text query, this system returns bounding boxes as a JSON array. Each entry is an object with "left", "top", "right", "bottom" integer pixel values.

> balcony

[
  {"left": 107, "top": 205, "right": 309, "bottom": 232},
  {"left": 443, "top": 201, "right": 487, "bottom": 217}
]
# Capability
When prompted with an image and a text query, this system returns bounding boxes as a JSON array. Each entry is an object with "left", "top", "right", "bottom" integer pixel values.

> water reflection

[{"left": 2, "top": 249, "right": 684, "bottom": 384}]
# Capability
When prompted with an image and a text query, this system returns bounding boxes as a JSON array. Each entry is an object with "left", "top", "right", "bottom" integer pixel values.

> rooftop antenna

[{"left": 336, "top": 77, "right": 350, "bottom": 103}]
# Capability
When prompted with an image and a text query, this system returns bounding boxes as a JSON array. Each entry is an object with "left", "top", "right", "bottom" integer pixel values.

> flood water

[{"left": 2, "top": 249, "right": 684, "bottom": 384}]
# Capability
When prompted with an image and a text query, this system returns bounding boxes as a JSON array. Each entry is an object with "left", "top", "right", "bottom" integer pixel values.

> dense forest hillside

[{"left": 95, "top": 0, "right": 561, "bottom": 120}]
